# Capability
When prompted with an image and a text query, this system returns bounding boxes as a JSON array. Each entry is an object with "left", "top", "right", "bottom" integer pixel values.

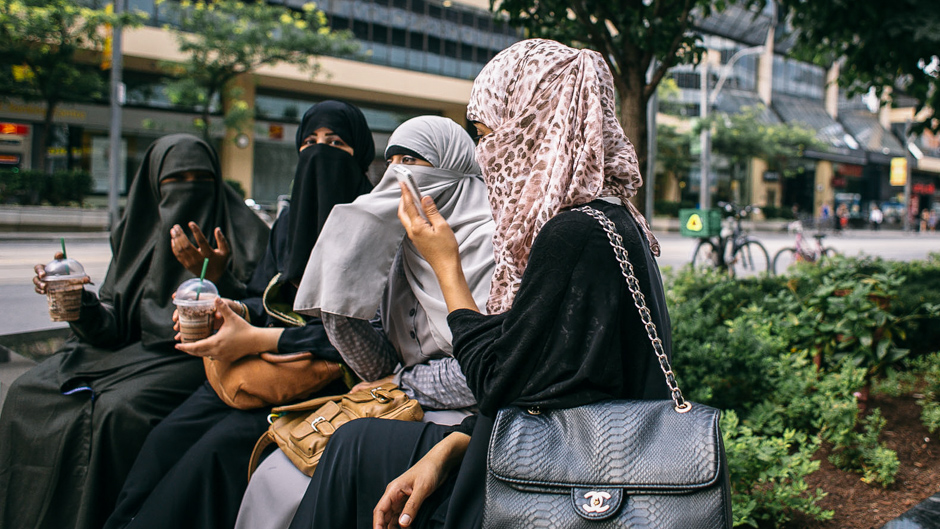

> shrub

[{"left": 0, "top": 169, "right": 93, "bottom": 205}]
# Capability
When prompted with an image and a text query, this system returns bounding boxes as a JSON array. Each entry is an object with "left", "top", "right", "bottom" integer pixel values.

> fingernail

[{"left": 400, "top": 514, "right": 412, "bottom": 525}]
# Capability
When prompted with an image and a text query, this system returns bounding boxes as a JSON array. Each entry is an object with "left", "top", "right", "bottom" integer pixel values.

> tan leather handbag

[
  {"left": 204, "top": 353, "right": 343, "bottom": 410},
  {"left": 247, "top": 383, "right": 423, "bottom": 480}
]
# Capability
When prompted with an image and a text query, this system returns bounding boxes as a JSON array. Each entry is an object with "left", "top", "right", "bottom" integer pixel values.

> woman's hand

[
  {"left": 33, "top": 251, "right": 90, "bottom": 295},
  {"left": 398, "top": 183, "right": 479, "bottom": 314},
  {"left": 170, "top": 222, "right": 231, "bottom": 283},
  {"left": 350, "top": 374, "right": 396, "bottom": 393},
  {"left": 175, "top": 297, "right": 282, "bottom": 362},
  {"left": 373, "top": 433, "right": 471, "bottom": 529},
  {"left": 397, "top": 183, "right": 460, "bottom": 276},
  {"left": 173, "top": 296, "right": 244, "bottom": 333}
]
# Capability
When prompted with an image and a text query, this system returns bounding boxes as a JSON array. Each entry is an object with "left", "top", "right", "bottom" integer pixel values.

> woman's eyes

[{"left": 329, "top": 139, "right": 348, "bottom": 148}]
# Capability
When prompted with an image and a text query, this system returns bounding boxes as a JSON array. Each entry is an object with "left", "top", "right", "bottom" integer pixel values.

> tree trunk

[
  {"left": 38, "top": 101, "right": 57, "bottom": 173},
  {"left": 618, "top": 89, "right": 649, "bottom": 211}
]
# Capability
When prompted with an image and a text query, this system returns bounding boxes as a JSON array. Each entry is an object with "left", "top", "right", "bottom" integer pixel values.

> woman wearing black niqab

[
  {"left": 0, "top": 134, "right": 269, "bottom": 529},
  {"left": 101, "top": 101, "right": 376, "bottom": 529}
]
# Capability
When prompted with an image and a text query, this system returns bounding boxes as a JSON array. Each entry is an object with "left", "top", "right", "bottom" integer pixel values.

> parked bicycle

[
  {"left": 772, "top": 221, "right": 838, "bottom": 275},
  {"left": 691, "top": 202, "right": 770, "bottom": 277}
]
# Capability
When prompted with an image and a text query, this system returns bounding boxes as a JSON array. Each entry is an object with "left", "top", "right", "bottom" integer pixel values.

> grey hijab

[{"left": 294, "top": 116, "right": 495, "bottom": 352}]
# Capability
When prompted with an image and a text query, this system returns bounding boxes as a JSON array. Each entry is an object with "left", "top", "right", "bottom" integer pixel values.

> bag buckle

[
  {"left": 371, "top": 387, "right": 392, "bottom": 403},
  {"left": 309, "top": 416, "right": 328, "bottom": 433}
]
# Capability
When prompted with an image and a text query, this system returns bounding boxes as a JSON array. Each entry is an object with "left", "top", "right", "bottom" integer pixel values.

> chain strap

[{"left": 573, "top": 206, "right": 691, "bottom": 413}]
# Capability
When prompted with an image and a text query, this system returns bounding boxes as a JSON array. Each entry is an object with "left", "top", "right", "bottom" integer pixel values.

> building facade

[{"left": 0, "top": 0, "right": 518, "bottom": 205}]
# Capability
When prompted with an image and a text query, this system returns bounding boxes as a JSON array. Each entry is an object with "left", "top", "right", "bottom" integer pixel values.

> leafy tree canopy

[
  {"left": 0, "top": 0, "right": 144, "bottom": 170},
  {"left": 697, "top": 105, "right": 822, "bottom": 176},
  {"left": 157, "top": 0, "right": 357, "bottom": 136},
  {"left": 777, "top": 0, "right": 940, "bottom": 134}
]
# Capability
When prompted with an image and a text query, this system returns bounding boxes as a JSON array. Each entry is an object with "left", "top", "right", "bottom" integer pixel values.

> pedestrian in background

[{"left": 869, "top": 204, "right": 883, "bottom": 231}]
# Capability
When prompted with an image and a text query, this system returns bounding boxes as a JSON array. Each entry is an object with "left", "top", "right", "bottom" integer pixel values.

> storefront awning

[
  {"left": 838, "top": 111, "right": 906, "bottom": 164},
  {"left": 772, "top": 93, "right": 867, "bottom": 164},
  {"left": 712, "top": 89, "right": 781, "bottom": 124}
]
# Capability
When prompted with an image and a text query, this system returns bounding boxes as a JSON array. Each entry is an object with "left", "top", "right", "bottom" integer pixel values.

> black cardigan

[{"left": 442, "top": 199, "right": 672, "bottom": 529}]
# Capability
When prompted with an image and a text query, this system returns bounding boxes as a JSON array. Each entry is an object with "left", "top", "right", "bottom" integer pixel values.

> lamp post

[
  {"left": 107, "top": 0, "right": 126, "bottom": 231},
  {"left": 698, "top": 45, "right": 765, "bottom": 210}
]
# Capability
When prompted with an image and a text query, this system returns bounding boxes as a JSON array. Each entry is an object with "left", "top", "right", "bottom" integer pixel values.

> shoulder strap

[{"left": 572, "top": 205, "right": 690, "bottom": 413}]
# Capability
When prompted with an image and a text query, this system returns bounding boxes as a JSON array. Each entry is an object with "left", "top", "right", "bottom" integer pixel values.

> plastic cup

[
  {"left": 173, "top": 278, "right": 219, "bottom": 343},
  {"left": 43, "top": 258, "right": 88, "bottom": 322}
]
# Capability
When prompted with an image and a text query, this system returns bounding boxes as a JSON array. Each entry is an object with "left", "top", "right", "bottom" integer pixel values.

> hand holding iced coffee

[
  {"left": 36, "top": 254, "right": 90, "bottom": 322},
  {"left": 173, "top": 277, "right": 219, "bottom": 343}
]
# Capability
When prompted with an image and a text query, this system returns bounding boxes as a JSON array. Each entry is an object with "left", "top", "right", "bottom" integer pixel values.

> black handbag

[{"left": 482, "top": 205, "right": 732, "bottom": 528}]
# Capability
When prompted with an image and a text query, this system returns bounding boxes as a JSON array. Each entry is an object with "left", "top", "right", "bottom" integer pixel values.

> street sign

[{"left": 890, "top": 157, "right": 907, "bottom": 186}]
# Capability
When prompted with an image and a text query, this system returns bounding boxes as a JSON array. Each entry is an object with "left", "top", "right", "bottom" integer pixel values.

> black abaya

[{"left": 0, "top": 134, "right": 269, "bottom": 529}]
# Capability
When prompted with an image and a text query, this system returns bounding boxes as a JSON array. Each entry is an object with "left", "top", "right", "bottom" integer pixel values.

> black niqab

[
  {"left": 284, "top": 102, "right": 375, "bottom": 284},
  {"left": 295, "top": 100, "right": 375, "bottom": 172},
  {"left": 103, "top": 133, "right": 269, "bottom": 347}
]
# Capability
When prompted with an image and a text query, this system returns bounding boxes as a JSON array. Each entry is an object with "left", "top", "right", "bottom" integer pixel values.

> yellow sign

[
  {"left": 686, "top": 214, "right": 703, "bottom": 232},
  {"left": 890, "top": 157, "right": 907, "bottom": 187}
]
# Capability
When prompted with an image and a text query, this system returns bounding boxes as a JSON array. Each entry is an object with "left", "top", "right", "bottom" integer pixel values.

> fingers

[
  {"left": 214, "top": 296, "right": 237, "bottom": 320},
  {"left": 171, "top": 224, "right": 197, "bottom": 258},
  {"left": 33, "top": 275, "right": 46, "bottom": 295},
  {"left": 215, "top": 228, "right": 231, "bottom": 257},
  {"left": 398, "top": 486, "right": 430, "bottom": 527},
  {"left": 397, "top": 182, "right": 423, "bottom": 229},
  {"left": 420, "top": 196, "right": 443, "bottom": 225},
  {"left": 189, "top": 222, "right": 211, "bottom": 253}
]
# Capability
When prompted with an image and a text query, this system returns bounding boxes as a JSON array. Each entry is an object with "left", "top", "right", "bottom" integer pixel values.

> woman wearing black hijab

[
  {"left": 0, "top": 134, "right": 269, "bottom": 529},
  {"left": 102, "top": 101, "right": 376, "bottom": 529}
]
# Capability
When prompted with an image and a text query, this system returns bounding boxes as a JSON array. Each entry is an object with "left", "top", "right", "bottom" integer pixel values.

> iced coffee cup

[
  {"left": 173, "top": 278, "right": 219, "bottom": 343},
  {"left": 43, "top": 258, "right": 89, "bottom": 322}
]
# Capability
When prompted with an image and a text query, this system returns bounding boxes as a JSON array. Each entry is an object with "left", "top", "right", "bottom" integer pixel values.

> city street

[{"left": 2, "top": 228, "right": 940, "bottom": 337}]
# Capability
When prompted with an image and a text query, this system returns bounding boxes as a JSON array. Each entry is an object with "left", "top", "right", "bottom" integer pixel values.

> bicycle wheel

[
  {"left": 731, "top": 240, "right": 770, "bottom": 277},
  {"left": 691, "top": 240, "right": 721, "bottom": 271},
  {"left": 772, "top": 247, "right": 799, "bottom": 276}
]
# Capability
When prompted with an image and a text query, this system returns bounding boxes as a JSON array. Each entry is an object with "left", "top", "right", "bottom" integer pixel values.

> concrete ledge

[
  {"left": 0, "top": 206, "right": 108, "bottom": 232},
  {"left": 0, "top": 327, "right": 71, "bottom": 363}
]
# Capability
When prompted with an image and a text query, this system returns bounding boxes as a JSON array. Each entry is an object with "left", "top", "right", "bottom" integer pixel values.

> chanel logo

[{"left": 581, "top": 491, "right": 612, "bottom": 514}]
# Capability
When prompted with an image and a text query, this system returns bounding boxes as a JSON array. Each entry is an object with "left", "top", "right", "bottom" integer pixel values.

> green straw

[
  {"left": 195, "top": 258, "right": 209, "bottom": 300},
  {"left": 60, "top": 237, "right": 69, "bottom": 274}
]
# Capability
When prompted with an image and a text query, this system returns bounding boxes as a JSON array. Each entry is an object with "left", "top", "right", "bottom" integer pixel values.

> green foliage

[
  {"left": 776, "top": 0, "right": 940, "bottom": 135},
  {"left": 910, "top": 352, "right": 940, "bottom": 433},
  {"left": 0, "top": 0, "right": 145, "bottom": 169},
  {"left": 666, "top": 256, "right": 940, "bottom": 524},
  {"left": 0, "top": 169, "right": 92, "bottom": 205},
  {"left": 722, "top": 411, "right": 832, "bottom": 528},
  {"left": 158, "top": 0, "right": 357, "bottom": 138},
  {"left": 654, "top": 199, "right": 694, "bottom": 217},
  {"left": 827, "top": 410, "right": 899, "bottom": 488},
  {"left": 655, "top": 123, "right": 694, "bottom": 200},
  {"left": 696, "top": 105, "right": 823, "bottom": 178}
]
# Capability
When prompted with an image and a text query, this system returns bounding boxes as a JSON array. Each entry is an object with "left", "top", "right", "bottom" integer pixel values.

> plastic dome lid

[
  {"left": 44, "top": 258, "right": 87, "bottom": 279},
  {"left": 173, "top": 278, "right": 219, "bottom": 306}
]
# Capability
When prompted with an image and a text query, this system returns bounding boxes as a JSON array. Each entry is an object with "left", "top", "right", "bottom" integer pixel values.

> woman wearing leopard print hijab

[
  {"left": 286, "top": 39, "right": 671, "bottom": 529},
  {"left": 468, "top": 38, "right": 661, "bottom": 314}
]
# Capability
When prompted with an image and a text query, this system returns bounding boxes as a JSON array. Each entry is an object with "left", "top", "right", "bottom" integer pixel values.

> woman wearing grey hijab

[{"left": 233, "top": 116, "right": 495, "bottom": 529}]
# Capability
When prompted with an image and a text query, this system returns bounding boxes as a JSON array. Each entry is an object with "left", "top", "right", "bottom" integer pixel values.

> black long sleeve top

[{"left": 441, "top": 199, "right": 672, "bottom": 529}]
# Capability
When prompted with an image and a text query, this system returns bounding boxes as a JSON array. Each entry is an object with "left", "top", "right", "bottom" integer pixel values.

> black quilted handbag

[{"left": 482, "top": 206, "right": 732, "bottom": 529}]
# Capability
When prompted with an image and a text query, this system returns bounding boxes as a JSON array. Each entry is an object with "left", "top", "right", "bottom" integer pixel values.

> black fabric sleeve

[
  {"left": 443, "top": 414, "right": 478, "bottom": 438},
  {"left": 449, "top": 203, "right": 669, "bottom": 417},
  {"left": 69, "top": 289, "right": 123, "bottom": 348},
  {"left": 274, "top": 318, "right": 342, "bottom": 363},
  {"left": 447, "top": 212, "right": 598, "bottom": 416}
]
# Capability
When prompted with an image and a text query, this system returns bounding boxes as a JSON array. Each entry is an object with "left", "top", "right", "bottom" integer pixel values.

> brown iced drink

[
  {"left": 45, "top": 277, "right": 86, "bottom": 322},
  {"left": 176, "top": 295, "right": 217, "bottom": 343},
  {"left": 42, "top": 258, "right": 89, "bottom": 322}
]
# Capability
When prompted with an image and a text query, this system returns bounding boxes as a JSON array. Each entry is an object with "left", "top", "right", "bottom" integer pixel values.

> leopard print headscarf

[{"left": 468, "top": 39, "right": 661, "bottom": 314}]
